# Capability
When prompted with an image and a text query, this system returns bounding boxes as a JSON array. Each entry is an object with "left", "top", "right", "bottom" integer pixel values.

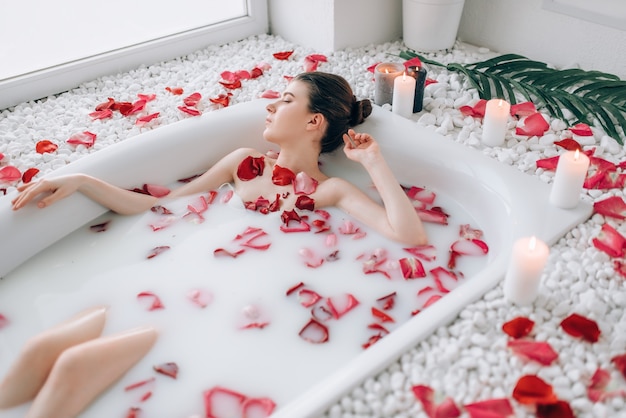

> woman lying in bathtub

[
  {"left": 12, "top": 72, "right": 427, "bottom": 247},
  {"left": 5, "top": 72, "right": 428, "bottom": 417}
]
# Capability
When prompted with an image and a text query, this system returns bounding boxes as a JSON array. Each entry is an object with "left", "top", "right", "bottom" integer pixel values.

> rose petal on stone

[
  {"left": 502, "top": 316, "right": 535, "bottom": 338},
  {"left": 512, "top": 375, "right": 557, "bottom": 405},
  {"left": 560, "top": 313, "right": 601, "bottom": 343}
]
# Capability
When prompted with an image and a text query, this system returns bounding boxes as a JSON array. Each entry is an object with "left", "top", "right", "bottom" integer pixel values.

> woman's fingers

[{"left": 11, "top": 180, "right": 55, "bottom": 210}]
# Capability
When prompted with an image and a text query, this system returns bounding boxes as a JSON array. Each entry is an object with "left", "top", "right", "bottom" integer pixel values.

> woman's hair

[{"left": 294, "top": 72, "right": 372, "bottom": 154}]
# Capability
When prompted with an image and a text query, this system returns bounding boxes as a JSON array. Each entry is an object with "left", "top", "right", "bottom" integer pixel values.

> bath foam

[{"left": 0, "top": 99, "right": 592, "bottom": 417}]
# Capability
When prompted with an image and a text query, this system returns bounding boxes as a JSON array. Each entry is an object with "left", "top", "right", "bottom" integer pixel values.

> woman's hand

[
  {"left": 342, "top": 129, "right": 382, "bottom": 167},
  {"left": 11, "top": 174, "right": 85, "bottom": 210}
]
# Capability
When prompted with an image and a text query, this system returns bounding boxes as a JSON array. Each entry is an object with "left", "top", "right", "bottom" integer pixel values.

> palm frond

[{"left": 400, "top": 50, "right": 626, "bottom": 144}]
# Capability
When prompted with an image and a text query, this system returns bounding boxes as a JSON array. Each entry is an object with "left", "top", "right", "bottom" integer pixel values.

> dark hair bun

[{"left": 350, "top": 98, "right": 373, "bottom": 126}]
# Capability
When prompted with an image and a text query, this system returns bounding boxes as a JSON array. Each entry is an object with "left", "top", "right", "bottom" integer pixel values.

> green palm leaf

[{"left": 400, "top": 50, "right": 626, "bottom": 144}]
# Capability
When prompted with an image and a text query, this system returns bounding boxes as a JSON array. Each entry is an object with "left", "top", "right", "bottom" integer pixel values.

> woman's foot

[
  {"left": 26, "top": 325, "right": 158, "bottom": 418},
  {"left": 0, "top": 305, "right": 108, "bottom": 409}
]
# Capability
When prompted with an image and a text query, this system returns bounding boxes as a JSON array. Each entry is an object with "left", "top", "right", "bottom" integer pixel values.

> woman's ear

[{"left": 306, "top": 113, "right": 325, "bottom": 131}]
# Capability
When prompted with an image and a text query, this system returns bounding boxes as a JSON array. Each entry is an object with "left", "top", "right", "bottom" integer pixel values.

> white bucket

[{"left": 402, "top": 0, "right": 465, "bottom": 51}]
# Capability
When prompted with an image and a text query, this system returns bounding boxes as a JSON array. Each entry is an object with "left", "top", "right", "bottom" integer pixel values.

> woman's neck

[{"left": 274, "top": 147, "right": 323, "bottom": 178}]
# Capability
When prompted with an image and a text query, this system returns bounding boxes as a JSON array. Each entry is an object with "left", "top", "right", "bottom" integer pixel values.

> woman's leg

[
  {"left": 0, "top": 306, "right": 108, "bottom": 409},
  {"left": 26, "top": 325, "right": 158, "bottom": 418}
]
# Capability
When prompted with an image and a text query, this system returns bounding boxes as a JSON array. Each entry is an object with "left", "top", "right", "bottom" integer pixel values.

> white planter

[{"left": 402, "top": 0, "right": 465, "bottom": 51}]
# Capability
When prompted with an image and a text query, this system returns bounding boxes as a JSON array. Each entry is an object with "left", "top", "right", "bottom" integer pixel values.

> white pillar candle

[
  {"left": 504, "top": 236, "right": 549, "bottom": 306},
  {"left": 549, "top": 149, "right": 590, "bottom": 209},
  {"left": 374, "top": 62, "right": 404, "bottom": 106},
  {"left": 482, "top": 99, "right": 511, "bottom": 147},
  {"left": 392, "top": 72, "right": 417, "bottom": 118}
]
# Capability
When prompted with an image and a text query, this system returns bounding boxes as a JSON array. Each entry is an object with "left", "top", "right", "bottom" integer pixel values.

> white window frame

[
  {"left": 0, "top": 0, "right": 268, "bottom": 110},
  {"left": 542, "top": 0, "right": 626, "bottom": 30}
]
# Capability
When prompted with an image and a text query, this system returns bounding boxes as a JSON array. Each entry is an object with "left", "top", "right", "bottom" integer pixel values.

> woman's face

[{"left": 263, "top": 80, "right": 315, "bottom": 145}]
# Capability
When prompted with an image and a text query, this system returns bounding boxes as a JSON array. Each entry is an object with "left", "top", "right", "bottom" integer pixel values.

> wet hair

[{"left": 293, "top": 72, "right": 372, "bottom": 154}]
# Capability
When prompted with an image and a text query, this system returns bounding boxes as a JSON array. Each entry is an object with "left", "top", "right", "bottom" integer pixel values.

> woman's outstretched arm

[
  {"left": 333, "top": 129, "right": 427, "bottom": 246},
  {"left": 11, "top": 147, "right": 251, "bottom": 214}
]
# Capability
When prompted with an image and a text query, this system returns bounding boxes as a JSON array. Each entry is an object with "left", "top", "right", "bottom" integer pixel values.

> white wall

[
  {"left": 268, "top": 0, "right": 402, "bottom": 52},
  {"left": 458, "top": 0, "right": 626, "bottom": 78}
]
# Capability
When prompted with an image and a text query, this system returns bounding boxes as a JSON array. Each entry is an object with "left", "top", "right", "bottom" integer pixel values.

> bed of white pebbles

[{"left": 1, "top": 34, "right": 625, "bottom": 418}]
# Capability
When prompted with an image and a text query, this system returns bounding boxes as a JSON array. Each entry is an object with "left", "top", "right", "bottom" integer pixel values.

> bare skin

[
  {"left": 0, "top": 306, "right": 108, "bottom": 410},
  {"left": 11, "top": 80, "right": 427, "bottom": 246},
  {"left": 26, "top": 326, "right": 158, "bottom": 418}
]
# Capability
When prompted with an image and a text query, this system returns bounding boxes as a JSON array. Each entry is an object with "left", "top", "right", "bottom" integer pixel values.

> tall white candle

[
  {"left": 504, "top": 236, "right": 549, "bottom": 306},
  {"left": 392, "top": 72, "right": 416, "bottom": 118},
  {"left": 549, "top": 149, "right": 590, "bottom": 209},
  {"left": 374, "top": 62, "right": 404, "bottom": 106},
  {"left": 482, "top": 99, "right": 511, "bottom": 147}
]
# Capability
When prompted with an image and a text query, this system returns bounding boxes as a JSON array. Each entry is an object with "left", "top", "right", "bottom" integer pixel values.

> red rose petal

[
  {"left": 89, "top": 109, "right": 113, "bottom": 120},
  {"left": 136, "top": 112, "right": 160, "bottom": 126},
  {"left": 516, "top": 112, "right": 550, "bottom": 136},
  {"left": 502, "top": 316, "right": 535, "bottom": 338},
  {"left": 95, "top": 97, "right": 116, "bottom": 111},
  {"left": 22, "top": 167, "right": 39, "bottom": 183},
  {"left": 165, "top": 86, "right": 184, "bottom": 95},
  {"left": 124, "top": 377, "right": 156, "bottom": 392},
  {"left": 593, "top": 196, "right": 626, "bottom": 220},
  {"left": 510, "top": 101, "right": 537, "bottom": 117},
  {"left": 241, "top": 397, "right": 276, "bottom": 418},
  {"left": 403, "top": 245, "right": 437, "bottom": 262},
  {"left": 67, "top": 131, "right": 97, "bottom": 148},
  {"left": 35, "top": 139, "right": 58, "bottom": 154},
  {"left": 204, "top": 386, "right": 247, "bottom": 418},
  {"left": 298, "top": 288, "right": 322, "bottom": 307},
  {"left": 295, "top": 195, "right": 315, "bottom": 211},
  {"left": 371, "top": 306, "right": 394, "bottom": 323},
  {"left": 219, "top": 79, "right": 242, "bottom": 90},
  {"left": 178, "top": 106, "right": 202, "bottom": 116},
  {"left": 187, "top": 288, "right": 213, "bottom": 308},
  {"left": 147, "top": 245, "right": 170, "bottom": 259},
  {"left": 237, "top": 155, "right": 265, "bottom": 181},
  {"left": 512, "top": 374, "right": 558, "bottom": 405},
  {"left": 137, "top": 291, "right": 165, "bottom": 311},
  {"left": 153, "top": 362, "right": 178, "bottom": 379},
  {"left": 403, "top": 56, "right": 422, "bottom": 69},
  {"left": 416, "top": 207, "right": 449, "bottom": 225},
  {"left": 0, "top": 166, "right": 21, "bottom": 183},
  {"left": 612, "top": 353, "right": 626, "bottom": 379},
  {"left": 213, "top": 248, "right": 245, "bottom": 258},
  {"left": 570, "top": 122, "right": 593, "bottom": 136},
  {"left": 183, "top": 92, "right": 202, "bottom": 107},
  {"left": 507, "top": 339, "right": 559, "bottom": 365},
  {"left": 536, "top": 155, "right": 560, "bottom": 170},
  {"left": 459, "top": 99, "right": 487, "bottom": 118},
  {"left": 592, "top": 223, "right": 626, "bottom": 258},
  {"left": 411, "top": 385, "right": 460, "bottom": 418},
  {"left": 399, "top": 257, "right": 426, "bottom": 279},
  {"left": 554, "top": 138, "right": 582, "bottom": 151},
  {"left": 273, "top": 50, "right": 294, "bottom": 60},
  {"left": 463, "top": 398, "right": 514, "bottom": 418},
  {"left": 326, "top": 293, "right": 360, "bottom": 319},
  {"left": 294, "top": 171, "right": 318, "bottom": 195},
  {"left": 125, "top": 407, "right": 142, "bottom": 418},
  {"left": 299, "top": 318, "right": 329, "bottom": 343},
  {"left": 272, "top": 164, "right": 296, "bottom": 186},
  {"left": 209, "top": 93, "right": 232, "bottom": 107},
  {"left": 536, "top": 400, "right": 574, "bottom": 418},
  {"left": 376, "top": 292, "right": 397, "bottom": 310},
  {"left": 560, "top": 313, "right": 601, "bottom": 343}
]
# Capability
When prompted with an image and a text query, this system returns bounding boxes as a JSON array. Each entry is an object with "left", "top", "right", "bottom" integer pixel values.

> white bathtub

[{"left": 0, "top": 99, "right": 592, "bottom": 417}]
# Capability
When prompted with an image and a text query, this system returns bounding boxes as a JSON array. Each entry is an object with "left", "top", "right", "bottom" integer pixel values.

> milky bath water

[{"left": 0, "top": 157, "right": 487, "bottom": 417}]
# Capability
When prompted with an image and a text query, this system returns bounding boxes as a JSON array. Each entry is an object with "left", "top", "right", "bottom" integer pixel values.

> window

[{"left": 0, "top": 0, "right": 268, "bottom": 109}]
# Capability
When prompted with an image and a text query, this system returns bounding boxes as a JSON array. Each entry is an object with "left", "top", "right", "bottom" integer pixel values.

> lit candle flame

[
  {"left": 528, "top": 236, "right": 537, "bottom": 252},
  {"left": 574, "top": 149, "right": 580, "bottom": 160},
  {"left": 497, "top": 99, "right": 505, "bottom": 108},
  {"left": 402, "top": 72, "right": 406, "bottom": 81}
]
